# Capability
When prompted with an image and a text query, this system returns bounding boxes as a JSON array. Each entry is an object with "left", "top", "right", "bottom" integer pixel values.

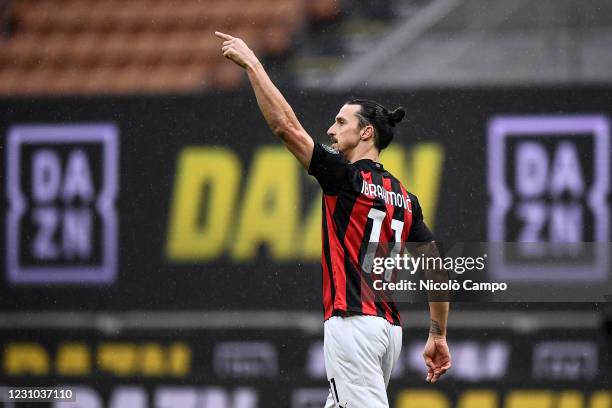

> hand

[
  {"left": 214, "top": 31, "right": 259, "bottom": 69},
  {"left": 422, "top": 335, "right": 452, "bottom": 383}
]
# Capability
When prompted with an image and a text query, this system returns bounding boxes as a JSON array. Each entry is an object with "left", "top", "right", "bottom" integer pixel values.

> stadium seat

[
  {"left": 308, "top": 0, "right": 342, "bottom": 22},
  {"left": 0, "top": 0, "right": 322, "bottom": 94},
  {"left": 262, "top": 26, "right": 293, "bottom": 56},
  {"left": 210, "top": 63, "right": 244, "bottom": 89}
]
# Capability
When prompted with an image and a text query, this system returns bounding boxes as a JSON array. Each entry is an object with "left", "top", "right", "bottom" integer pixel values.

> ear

[{"left": 361, "top": 125, "right": 374, "bottom": 141}]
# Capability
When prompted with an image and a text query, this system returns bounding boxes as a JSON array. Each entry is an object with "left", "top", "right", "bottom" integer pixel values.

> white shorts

[{"left": 323, "top": 315, "right": 403, "bottom": 408}]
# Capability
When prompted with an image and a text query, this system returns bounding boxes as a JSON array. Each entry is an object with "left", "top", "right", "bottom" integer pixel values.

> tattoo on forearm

[{"left": 430, "top": 319, "right": 442, "bottom": 335}]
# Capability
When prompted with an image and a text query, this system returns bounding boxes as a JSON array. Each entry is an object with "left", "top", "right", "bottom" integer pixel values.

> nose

[{"left": 327, "top": 124, "right": 335, "bottom": 136}]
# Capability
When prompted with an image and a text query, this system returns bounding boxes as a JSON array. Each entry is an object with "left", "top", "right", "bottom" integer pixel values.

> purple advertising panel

[
  {"left": 6, "top": 124, "right": 119, "bottom": 285},
  {"left": 487, "top": 115, "right": 609, "bottom": 282}
]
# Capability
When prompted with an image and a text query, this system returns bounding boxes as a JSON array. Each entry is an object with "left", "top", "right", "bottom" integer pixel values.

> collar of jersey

[{"left": 352, "top": 158, "right": 384, "bottom": 170}]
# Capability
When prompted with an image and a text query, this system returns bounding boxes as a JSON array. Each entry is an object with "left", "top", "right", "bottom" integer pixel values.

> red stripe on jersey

[
  {"left": 399, "top": 184, "right": 414, "bottom": 242},
  {"left": 381, "top": 177, "right": 395, "bottom": 239},
  {"left": 379, "top": 176, "right": 397, "bottom": 323},
  {"left": 323, "top": 194, "right": 347, "bottom": 313}
]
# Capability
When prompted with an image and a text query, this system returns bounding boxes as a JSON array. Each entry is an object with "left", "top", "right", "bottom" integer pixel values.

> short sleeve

[
  {"left": 307, "top": 143, "right": 353, "bottom": 195},
  {"left": 407, "top": 194, "right": 435, "bottom": 242}
]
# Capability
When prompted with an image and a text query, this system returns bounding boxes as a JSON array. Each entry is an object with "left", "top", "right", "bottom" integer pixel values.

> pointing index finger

[{"left": 215, "top": 31, "right": 234, "bottom": 40}]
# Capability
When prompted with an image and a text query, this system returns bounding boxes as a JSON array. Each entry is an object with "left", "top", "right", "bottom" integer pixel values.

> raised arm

[{"left": 215, "top": 31, "right": 314, "bottom": 169}]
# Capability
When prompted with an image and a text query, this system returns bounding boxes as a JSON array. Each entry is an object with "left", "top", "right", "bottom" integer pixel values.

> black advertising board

[
  {"left": 1, "top": 88, "right": 611, "bottom": 310},
  {"left": 1, "top": 325, "right": 610, "bottom": 407}
]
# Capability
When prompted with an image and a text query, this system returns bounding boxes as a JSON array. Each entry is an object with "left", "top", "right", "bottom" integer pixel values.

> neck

[{"left": 345, "top": 144, "right": 379, "bottom": 163}]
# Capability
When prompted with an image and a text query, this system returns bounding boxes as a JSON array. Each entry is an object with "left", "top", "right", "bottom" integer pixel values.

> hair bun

[{"left": 388, "top": 107, "right": 406, "bottom": 126}]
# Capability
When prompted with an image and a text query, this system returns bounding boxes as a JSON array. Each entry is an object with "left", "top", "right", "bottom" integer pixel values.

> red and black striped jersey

[{"left": 308, "top": 143, "right": 434, "bottom": 326}]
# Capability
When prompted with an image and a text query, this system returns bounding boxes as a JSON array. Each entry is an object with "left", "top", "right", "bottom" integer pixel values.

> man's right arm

[
  {"left": 408, "top": 195, "right": 452, "bottom": 383},
  {"left": 215, "top": 32, "right": 314, "bottom": 169},
  {"left": 415, "top": 240, "right": 452, "bottom": 383}
]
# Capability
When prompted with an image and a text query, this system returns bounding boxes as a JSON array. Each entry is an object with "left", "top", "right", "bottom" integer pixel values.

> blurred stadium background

[{"left": 0, "top": 0, "right": 611, "bottom": 407}]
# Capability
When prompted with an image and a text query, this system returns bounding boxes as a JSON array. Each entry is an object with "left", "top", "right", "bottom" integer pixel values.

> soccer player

[{"left": 215, "top": 31, "right": 451, "bottom": 407}]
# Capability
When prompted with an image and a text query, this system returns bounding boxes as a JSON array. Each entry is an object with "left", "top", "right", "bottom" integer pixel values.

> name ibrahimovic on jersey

[{"left": 361, "top": 180, "right": 412, "bottom": 209}]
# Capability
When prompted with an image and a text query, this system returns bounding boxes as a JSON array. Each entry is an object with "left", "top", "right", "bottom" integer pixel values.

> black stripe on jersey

[
  {"left": 388, "top": 175, "right": 405, "bottom": 223},
  {"left": 333, "top": 189, "right": 362, "bottom": 313},
  {"left": 388, "top": 298, "right": 401, "bottom": 326},
  {"left": 322, "top": 199, "right": 335, "bottom": 307}
]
